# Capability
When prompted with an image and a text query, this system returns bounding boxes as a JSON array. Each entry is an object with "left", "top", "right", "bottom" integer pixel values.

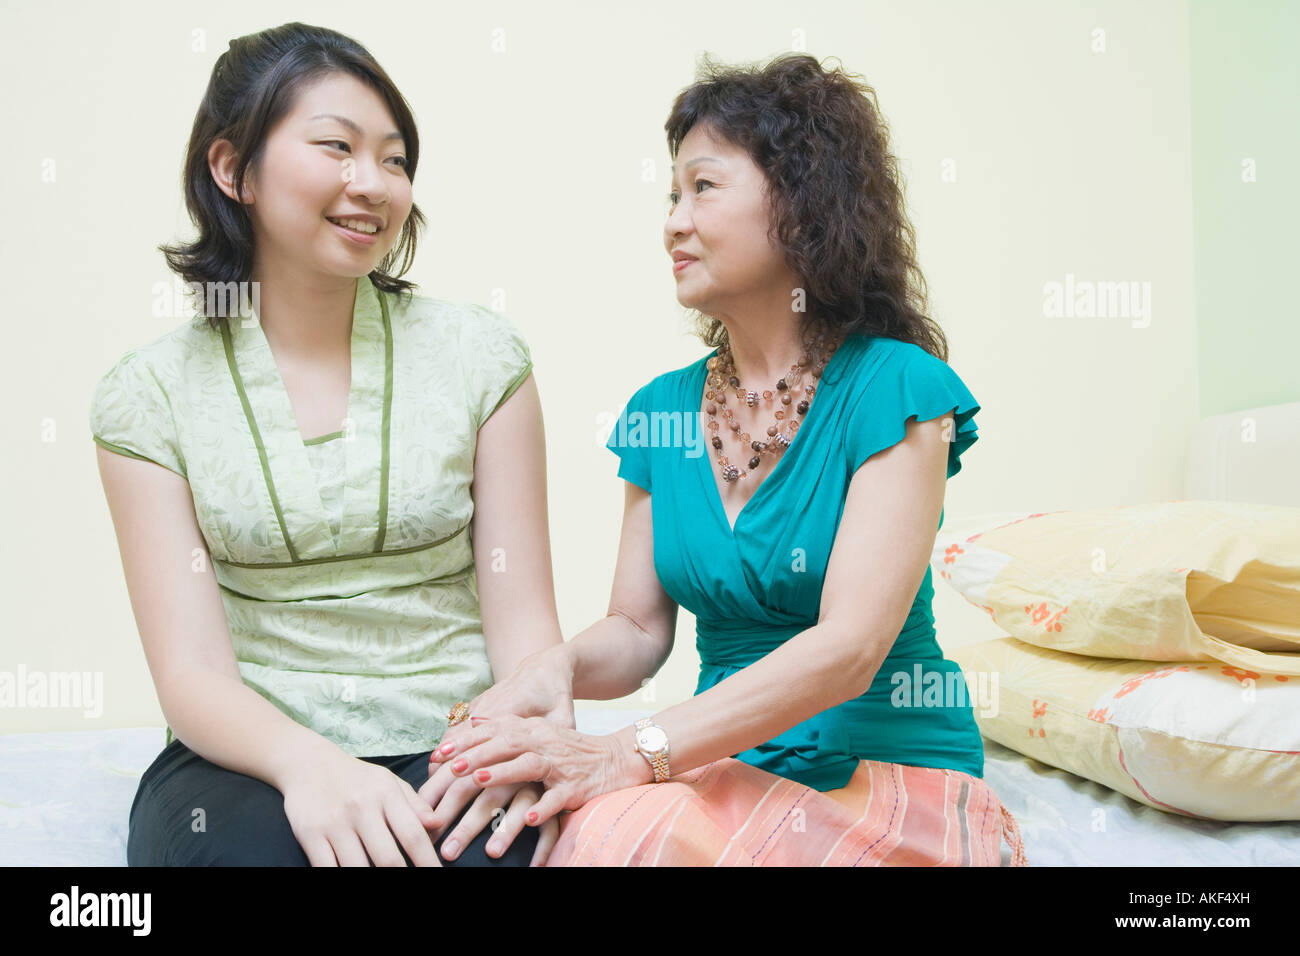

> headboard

[{"left": 1184, "top": 401, "right": 1300, "bottom": 507}]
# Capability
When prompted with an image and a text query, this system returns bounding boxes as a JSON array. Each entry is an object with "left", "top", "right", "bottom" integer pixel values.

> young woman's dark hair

[
  {"left": 160, "top": 22, "right": 426, "bottom": 331},
  {"left": 665, "top": 52, "right": 950, "bottom": 362}
]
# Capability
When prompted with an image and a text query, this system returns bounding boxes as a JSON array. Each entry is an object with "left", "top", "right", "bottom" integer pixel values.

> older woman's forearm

[
  {"left": 552, "top": 612, "right": 667, "bottom": 700},
  {"left": 607, "top": 621, "right": 891, "bottom": 787}
]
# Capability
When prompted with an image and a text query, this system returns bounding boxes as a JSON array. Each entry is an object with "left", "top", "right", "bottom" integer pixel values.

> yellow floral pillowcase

[
  {"left": 933, "top": 501, "right": 1300, "bottom": 675},
  {"left": 948, "top": 637, "right": 1300, "bottom": 822}
]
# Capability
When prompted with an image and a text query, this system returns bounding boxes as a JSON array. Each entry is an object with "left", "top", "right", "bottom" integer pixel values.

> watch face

[{"left": 637, "top": 727, "right": 668, "bottom": 753}]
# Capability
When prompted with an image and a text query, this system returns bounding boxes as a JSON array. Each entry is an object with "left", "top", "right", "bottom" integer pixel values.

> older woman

[{"left": 422, "top": 53, "right": 1026, "bottom": 866}]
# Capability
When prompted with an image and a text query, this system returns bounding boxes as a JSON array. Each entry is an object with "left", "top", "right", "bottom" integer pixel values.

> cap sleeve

[
  {"left": 844, "top": 345, "right": 980, "bottom": 479},
  {"left": 89, "top": 350, "right": 187, "bottom": 479},
  {"left": 605, "top": 380, "right": 654, "bottom": 492},
  {"left": 458, "top": 305, "right": 534, "bottom": 430}
]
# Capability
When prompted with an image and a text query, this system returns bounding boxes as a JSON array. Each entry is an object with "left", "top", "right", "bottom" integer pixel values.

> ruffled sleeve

[
  {"left": 89, "top": 350, "right": 187, "bottom": 479},
  {"left": 457, "top": 305, "right": 534, "bottom": 430},
  {"left": 605, "top": 380, "right": 654, "bottom": 492},
  {"left": 844, "top": 343, "right": 980, "bottom": 479}
]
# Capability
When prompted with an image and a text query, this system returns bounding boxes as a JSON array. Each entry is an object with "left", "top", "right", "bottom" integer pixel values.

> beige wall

[{"left": 1, "top": 0, "right": 1243, "bottom": 733}]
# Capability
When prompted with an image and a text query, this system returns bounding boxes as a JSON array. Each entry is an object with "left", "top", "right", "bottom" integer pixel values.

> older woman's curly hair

[{"left": 666, "top": 52, "right": 949, "bottom": 362}]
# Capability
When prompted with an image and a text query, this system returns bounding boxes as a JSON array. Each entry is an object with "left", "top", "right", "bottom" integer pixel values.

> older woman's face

[{"left": 665, "top": 124, "right": 793, "bottom": 317}]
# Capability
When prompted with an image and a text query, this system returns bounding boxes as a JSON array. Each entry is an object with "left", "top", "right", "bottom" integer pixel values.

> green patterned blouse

[{"left": 90, "top": 275, "right": 533, "bottom": 756}]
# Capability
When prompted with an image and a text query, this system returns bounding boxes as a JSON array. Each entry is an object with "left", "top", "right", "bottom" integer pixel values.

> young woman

[
  {"left": 426, "top": 53, "right": 1028, "bottom": 866},
  {"left": 91, "top": 22, "right": 565, "bottom": 866}
]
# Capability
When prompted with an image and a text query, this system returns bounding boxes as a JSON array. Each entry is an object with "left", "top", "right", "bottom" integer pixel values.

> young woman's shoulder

[
  {"left": 96, "top": 314, "right": 215, "bottom": 376},
  {"left": 389, "top": 290, "right": 528, "bottom": 354},
  {"left": 388, "top": 291, "right": 534, "bottom": 430},
  {"left": 89, "top": 317, "right": 212, "bottom": 479}
]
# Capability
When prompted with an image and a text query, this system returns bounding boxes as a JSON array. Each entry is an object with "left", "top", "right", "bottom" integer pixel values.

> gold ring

[{"left": 447, "top": 701, "right": 471, "bottom": 727}]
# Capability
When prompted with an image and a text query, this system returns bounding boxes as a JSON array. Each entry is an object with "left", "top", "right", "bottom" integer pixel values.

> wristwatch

[{"left": 633, "top": 718, "right": 671, "bottom": 783}]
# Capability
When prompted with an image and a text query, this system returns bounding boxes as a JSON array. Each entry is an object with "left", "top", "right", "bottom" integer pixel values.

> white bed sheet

[
  {"left": 981, "top": 739, "right": 1300, "bottom": 865},
  {"left": 3, "top": 722, "right": 1297, "bottom": 866}
]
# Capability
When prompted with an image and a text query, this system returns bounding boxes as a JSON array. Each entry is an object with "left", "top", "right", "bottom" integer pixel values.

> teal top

[{"left": 606, "top": 333, "right": 985, "bottom": 791}]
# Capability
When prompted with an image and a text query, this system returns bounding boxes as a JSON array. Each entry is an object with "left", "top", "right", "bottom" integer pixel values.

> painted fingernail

[
  {"left": 439, "top": 742, "right": 455, "bottom": 755},
  {"left": 527, "top": 810, "right": 538, "bottom": 824},
  {"left": 475, "top": 769, "right": 491, "bottom": 783},
  {"left": 451, "top": 758, "right": 468, "bottom": 773}
]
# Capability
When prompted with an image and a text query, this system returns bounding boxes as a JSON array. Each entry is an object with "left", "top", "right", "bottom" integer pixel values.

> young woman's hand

[
  {"left": 280, "top": 750, "right": 442, "bottom": 866},
  {"left": 418, "top": 757, "right": 559, "bottom": 866}
]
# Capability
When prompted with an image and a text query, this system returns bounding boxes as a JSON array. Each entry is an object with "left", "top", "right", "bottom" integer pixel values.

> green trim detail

[
  {"left": 483, "top": 361, "right": 534, "bottom": 427},
  {"left": 216, "top": 279, "right": 393, "bottom": 562},
  {"left": 92, "top": 435, "right": 187, "bottom": 479},
  {"left": 216, "top": 522, "right": 468, "bottom": 570},
  {"left": 219, "top": 321, "right": 300, "bottom": 563},
  {"left": 375, "top": 289, "right": 393, "bottom": 553},
  {"left": 302, "top": 430, "right": 344, "bottom": 446}
]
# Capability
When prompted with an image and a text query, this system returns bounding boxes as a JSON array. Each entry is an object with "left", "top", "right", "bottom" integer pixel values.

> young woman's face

[
  {"left": 235, "top": 72, "right": 414, "bottom": 280},
  {"left": 664, "top": 123, "right": 793, "bottom": 317}
]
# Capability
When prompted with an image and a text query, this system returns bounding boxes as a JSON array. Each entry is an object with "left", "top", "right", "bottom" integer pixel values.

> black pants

[{"left": 127, "top": 737, "right": 538, "bottom": 867}]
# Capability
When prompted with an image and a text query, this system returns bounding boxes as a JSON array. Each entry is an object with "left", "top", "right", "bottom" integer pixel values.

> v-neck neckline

[
  {"left": 693, "top": 335, "right": 862, "bottom": 536},
  {"left": 219, "top": 275, "right": 394, "bottom": 563}
]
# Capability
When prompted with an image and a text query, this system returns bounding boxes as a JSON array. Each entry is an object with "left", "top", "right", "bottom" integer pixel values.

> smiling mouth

[{"left": 325, "top": 216, "right": 381, "bottom": 236}]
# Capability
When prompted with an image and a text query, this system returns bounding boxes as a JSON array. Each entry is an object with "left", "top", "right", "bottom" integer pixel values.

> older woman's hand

[
  {"left": 425, "top": 716, "right": 649, "bottom": 826},
  {"left": 472, "top": 646, "right": 577, "bottom": 728},
  {"left": 437, "top": 647, "right": 577, "bottom": 763}
]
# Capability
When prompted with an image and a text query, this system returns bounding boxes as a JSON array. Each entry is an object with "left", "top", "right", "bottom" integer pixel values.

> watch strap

[{"left": 634, "top": 718, "right": 671, "bottom": 783}]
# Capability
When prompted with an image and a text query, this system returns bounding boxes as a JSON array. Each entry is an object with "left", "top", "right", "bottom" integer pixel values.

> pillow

[
  {"left": 949, "top": 637, "right": 1300, "bottom": 821},
  {"left": 932, "top": 502, "right": 1300, "bottom": 675}
]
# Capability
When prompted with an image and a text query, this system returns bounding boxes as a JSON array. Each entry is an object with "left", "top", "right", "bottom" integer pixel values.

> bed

[
  {"left": 7, "top": 718, "right": 1300, "bottom": 866},
  {"left": 5, "top": 401, "right": 1299, "bottom": 866}
]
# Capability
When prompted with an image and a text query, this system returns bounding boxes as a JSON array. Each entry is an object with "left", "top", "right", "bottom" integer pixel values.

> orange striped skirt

[{"left": 548, "top": 757, "right": 1027, "bottom": 866}]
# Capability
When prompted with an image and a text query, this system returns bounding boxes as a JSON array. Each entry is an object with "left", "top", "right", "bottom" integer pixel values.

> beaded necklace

[{"left": 704, "top": 334, "right": 841, "bottom": 482}]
